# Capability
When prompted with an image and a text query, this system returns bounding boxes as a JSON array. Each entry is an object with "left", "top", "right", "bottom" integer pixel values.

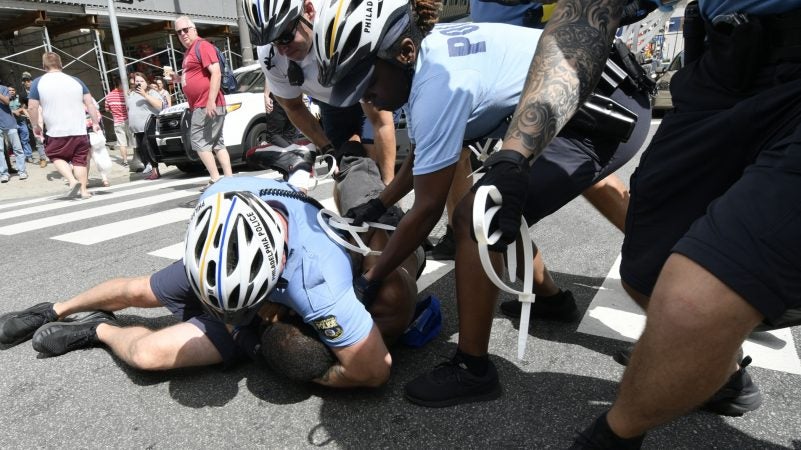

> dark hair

[
  {"left": 413, "top": 0, "right": 442, "bottom": 36},
  {"left": 260, "top": 320, "right": 336, "bottom": 381}
]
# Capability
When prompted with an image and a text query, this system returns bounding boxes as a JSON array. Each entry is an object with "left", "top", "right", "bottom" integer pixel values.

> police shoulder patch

[{"left": 312, "top": 315, "right": 344, "bottom": 340}]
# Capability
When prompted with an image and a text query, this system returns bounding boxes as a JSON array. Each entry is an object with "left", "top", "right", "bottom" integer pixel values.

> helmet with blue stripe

[{"left": 184, "top": 191, "right": 286, "bottom": 325}]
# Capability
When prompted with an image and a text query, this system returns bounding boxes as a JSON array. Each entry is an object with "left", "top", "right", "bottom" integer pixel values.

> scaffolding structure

[{"left": 1, "top": 14, "right": 239, "bottom": 110}]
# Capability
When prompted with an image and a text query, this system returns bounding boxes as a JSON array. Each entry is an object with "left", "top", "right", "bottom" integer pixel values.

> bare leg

[
  {"left": 607, "top": 254, "right": 762, "bottom": 438},
  {"left": 72, "top": 165, "right": 90, "bottom": 197},
  {"left": 582, "top": 173, "right": 629, "bottom": 232},
  {"left": 119, "top": 145, "right": 128, "bottom": 163},
  {"left": 53, "top": 276, "right": 161, "bottom": 318},
  {"left": 453, "top": 191, "right": 503, "bottom": 356},
  {"left": 52, "top": 159, "right": 78, "bottom": 186},
  {"left": 97, "top": 322, "right": 223, "bottom": 370},
  {"left": 513, "top": 239, "right": 560, "bottom": 298},
  {"left": 197, "top": 151, "right": 221, "bottom": 180},
  {"left": 214, "top": 148, "right": 234, "bottom": 177}
]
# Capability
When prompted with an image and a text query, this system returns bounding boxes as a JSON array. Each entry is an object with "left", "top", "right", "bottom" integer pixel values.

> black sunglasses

[
  {"left": 175, "top": 26, "right": 195, "bottom": 35},
  {"left": 272, "top": 18, "right": 300, "bottom": 46}
]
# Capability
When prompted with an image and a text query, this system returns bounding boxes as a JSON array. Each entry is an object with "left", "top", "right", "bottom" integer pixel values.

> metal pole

[
  {"left": 94, "top": 29, "right": 111, "bottom": 96},
  {"left": 236, "top": 0, "right": 255, "bottom": 66},
  {"left": 42, "top": 25, "right": 52, "bottom": 52},
  {"left": 107, "top": 0, "right": 129, "bottom": 94}
]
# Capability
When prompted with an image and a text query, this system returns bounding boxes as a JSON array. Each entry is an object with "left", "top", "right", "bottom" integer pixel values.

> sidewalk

[{"left": 0, "top": 147, "right": 181, "bottom": 203}]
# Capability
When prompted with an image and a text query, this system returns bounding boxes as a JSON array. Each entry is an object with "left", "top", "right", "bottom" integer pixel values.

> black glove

[
  {"left": 471, "top": 150, "right": 530, "bottom": 252},
  {"left": 344, "top": 198, "right": 387, "bottom": 225},
  {"left": 353, "top": 274, "right": 382, "bottom": 309}
]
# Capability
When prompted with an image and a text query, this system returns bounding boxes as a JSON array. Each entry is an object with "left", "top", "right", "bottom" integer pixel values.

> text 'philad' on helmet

[
  {"left": 242, "top": 0, "right": 306, "bottom": 46},
  {"left": 184, "top": 191, "right": 287, "bottom": 325},
  {"left": 313, "top": 0, "right": 411, "bottom": 104}
]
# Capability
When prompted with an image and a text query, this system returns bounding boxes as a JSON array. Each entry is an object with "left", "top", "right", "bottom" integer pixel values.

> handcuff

[{"left": 472, "top": 185, "right": 536, "bottom": 360}]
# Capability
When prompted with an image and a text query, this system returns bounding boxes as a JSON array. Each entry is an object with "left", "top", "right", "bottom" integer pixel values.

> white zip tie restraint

[
  {"left": 473, "top": 185, "right": 534, "bottom": 360},
  {"left": 317, "top": 208, "right": 396, "bottom": 256}
]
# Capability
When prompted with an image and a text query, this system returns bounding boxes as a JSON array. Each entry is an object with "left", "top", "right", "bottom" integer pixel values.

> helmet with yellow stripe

[
  {"left": 313, "top": 0, "right": 413, "bottom": 105},
  {"left": 184, "top": 191, "right": 286, "bottom": 325}
]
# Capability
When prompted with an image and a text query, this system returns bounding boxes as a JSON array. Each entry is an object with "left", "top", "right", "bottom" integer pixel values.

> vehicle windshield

[{"left": 234, "top": 69, "right": 265, "bottom": 94}]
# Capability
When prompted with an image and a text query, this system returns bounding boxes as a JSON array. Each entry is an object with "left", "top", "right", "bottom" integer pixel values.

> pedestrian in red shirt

[{"left": 175, "top": 16, "right": 234, "bottom": 189}]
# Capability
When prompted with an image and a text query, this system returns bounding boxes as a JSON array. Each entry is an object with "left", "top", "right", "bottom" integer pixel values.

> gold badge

[{"left": 313, "top": 315, "right": 343, "bottom": 340}]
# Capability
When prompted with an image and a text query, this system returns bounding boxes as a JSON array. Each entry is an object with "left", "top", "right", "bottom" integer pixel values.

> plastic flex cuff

[
  {"left": 317, "top": 209, "right": 396, "bottom": 256},
  {"left": 473, "top": 185, "right": 535, "bottom": 360}
]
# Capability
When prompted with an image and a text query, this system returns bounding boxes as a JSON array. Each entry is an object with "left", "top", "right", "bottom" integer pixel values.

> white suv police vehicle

[{"left": 145, "top": 63, "right": 316, "bottom": 173}]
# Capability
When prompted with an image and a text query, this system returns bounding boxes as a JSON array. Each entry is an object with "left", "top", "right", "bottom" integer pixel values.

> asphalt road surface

[{"left": 1, "top": 121, "right": 799, "bottom": 448}]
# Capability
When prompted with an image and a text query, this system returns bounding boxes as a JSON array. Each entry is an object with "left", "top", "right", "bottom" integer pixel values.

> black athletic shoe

[
  {"left": 425, "top": 226, "right": 455, "bottom": 260},
  {"left": 246, "top": 143, "right": 315, "bottom": 178},
  {"left": 571, "top": 412, "right": 645, "bottom": 449},
  {"left": 404, "top": 355, "right": 502, "bottom": 407},
  {"left": 499, "top": 290, "right": 581, "bottom": 322},
  {"left": 0, "top": 302, "right": 58, "bottom": 346},
  {"left": 32, "top": 311, "right": 116, "bottom": 356},
  {"left": 700, "top": 356, "right": 763, "bottom": 417}
]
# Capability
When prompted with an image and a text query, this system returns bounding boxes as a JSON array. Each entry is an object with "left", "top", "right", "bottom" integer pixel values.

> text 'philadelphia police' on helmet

[
  {"left": 184, "top": 191, "right": 287, "bottom": 325},
  {"left": 242, "top": 0, "right": 306, "bottom": 46},
  {"left": 313, "top": 0, "right": 411, "bottom": 106}
]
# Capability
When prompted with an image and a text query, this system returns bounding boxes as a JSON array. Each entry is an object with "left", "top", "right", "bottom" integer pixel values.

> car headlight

[{"left": 226, "top": 103, "right": 242, "bottom": 113}]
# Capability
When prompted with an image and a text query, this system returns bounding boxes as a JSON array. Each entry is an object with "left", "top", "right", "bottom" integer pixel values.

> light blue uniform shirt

[
  {"left": 201, "top": 177, "right": 373, "bottom": 348},
  {"left": 406, "top": 23, "right": 542, "bottom": 176}
]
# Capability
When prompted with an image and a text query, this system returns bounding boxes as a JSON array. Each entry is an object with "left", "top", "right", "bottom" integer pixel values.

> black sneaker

[
  {"left": 404, "top": 355, "right": 502, "bottom": 407},
  {"left": 571, "top": 412, "right": 645, "bottom": 449},
  {"left": 32, "top": 311, "right": 116, "bottom": 356},
  {"left": 425, "top": 226, "right": 455, "bottom": 260},
  {"left": 0, "top": 302, "right": 58, "bottom": 346},
  {"left": 246, "top": 143, "right": 315, "bottom": 178},
  {"left": 700, "top": 355, "right": 763, "bottom": 416},
  {"left": 499, "top": 290, "right": 581, "bottom": 322}
]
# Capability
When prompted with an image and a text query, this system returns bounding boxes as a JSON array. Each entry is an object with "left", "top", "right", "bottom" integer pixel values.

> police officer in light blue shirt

[
  {"left": 473, "top": 0, "right": 801, "bottom": 446},
  {"left": 314, "top": 0, "right": 652, "bottom": 409}
]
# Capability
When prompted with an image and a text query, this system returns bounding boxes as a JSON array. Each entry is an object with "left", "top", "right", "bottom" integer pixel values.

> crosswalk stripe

[
  {"left": 148, "top": 242, "right": 185, "bottom": 260},
  {"left": 52, "top": 208, "right": 193, "bottom": 245},
  {"left": 0, "top": 190, "right": 197, "bottom": 235},
  {"left": 577, "top": 255, "right": 801, "bottom": 374},
  {"left": 0, "top": 177, "right": 207, "bottom": 221}
]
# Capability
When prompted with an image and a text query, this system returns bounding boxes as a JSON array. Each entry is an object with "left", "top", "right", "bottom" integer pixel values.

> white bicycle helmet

[
  {"left": 313, "top": 0, "right": 411, "bottom": 106},
  {"left": 184, "top": 191, "right": 286, "bottom": 325},
  {"left": 242, "top": 0, "right": 305, "bottom": 46}
]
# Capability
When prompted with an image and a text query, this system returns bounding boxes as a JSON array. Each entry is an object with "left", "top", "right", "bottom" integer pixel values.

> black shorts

[
  {"left": 522, "top": 86, "right": 651, "bottom": 224},
  {"left": 150, "top": 260, "right": 255, "bottom": 367},
  {"left": 621, "top": 53, "right": 801, "bottom": 320},
  {"left": 318, "top": 101, "right": 364, "bottom": 150}
]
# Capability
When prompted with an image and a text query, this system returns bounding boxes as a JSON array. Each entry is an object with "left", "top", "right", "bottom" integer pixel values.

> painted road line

[
  {"left": 0, "top": 190, "right": 197, "bottom": 235},
  {"left": 578, "top": 255, "right": 801, "bottom": 374},
  {"left": 149, "top": 242, "right": 185, "bottom": 260},
  {"left": 52, "top": 208, "right": 193, "bottom": 245},
  {"left": 0, "top": 177, "right": 208, "bottom": 220}
]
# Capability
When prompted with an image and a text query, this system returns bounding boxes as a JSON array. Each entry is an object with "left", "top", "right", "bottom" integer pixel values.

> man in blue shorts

[
  {"left": 472, "top": 0, "right": 801, "bottom": 446},
  {"left": 0, "top": 157, "right": 419, "bottom": 388}
]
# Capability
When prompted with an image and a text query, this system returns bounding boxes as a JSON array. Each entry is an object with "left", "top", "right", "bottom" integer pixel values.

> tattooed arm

[
  {"left": 503, "top": 0, "right": 627, "bottom": 160},
  {"left": 471, "top": 0, "right": 627, "bottom": 251}
]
